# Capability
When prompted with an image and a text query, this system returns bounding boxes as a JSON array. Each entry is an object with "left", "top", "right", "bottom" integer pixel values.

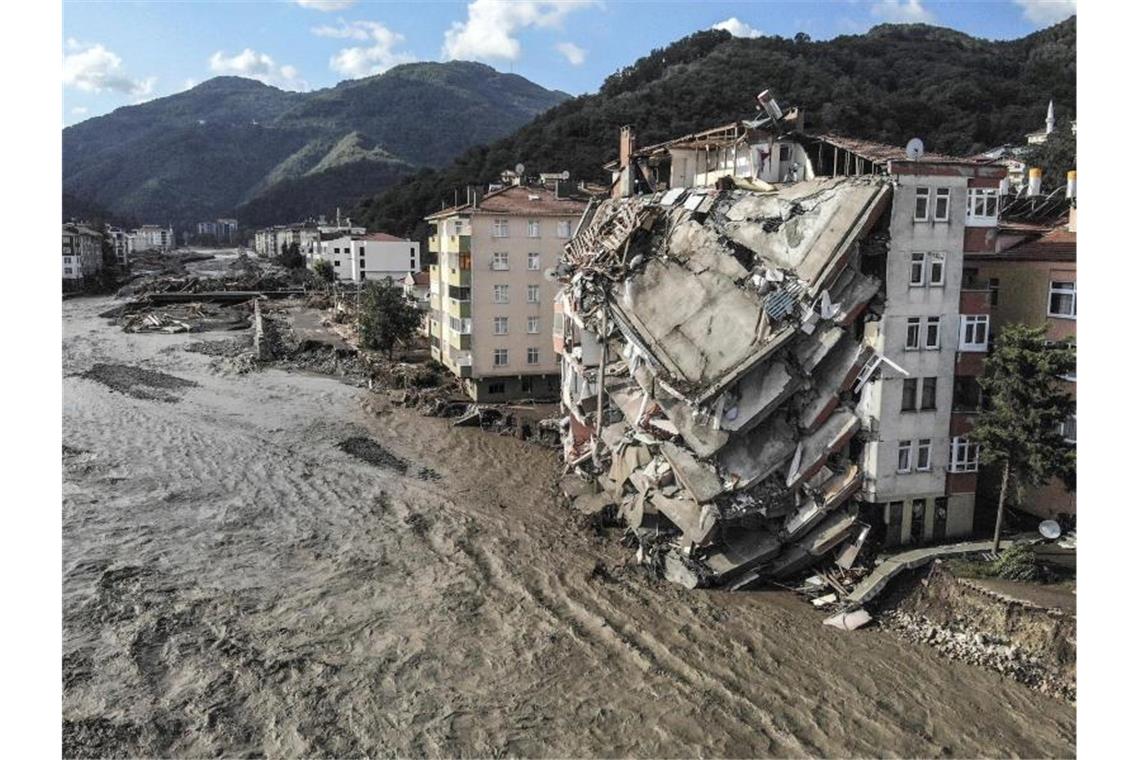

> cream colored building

[{"left": 426, "top": 184, "right": 587, "bottom": 401}]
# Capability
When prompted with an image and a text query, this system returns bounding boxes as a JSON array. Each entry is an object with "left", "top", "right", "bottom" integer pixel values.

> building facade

[
  {"left": 62, "top": 223, "right": 104, "bottom": 289},
  {"left": 132, "top": 224, "right": 175, "bottom": 252},
  {"left": 106, "top": 226, "right": 133, "bottom": 267},
  {"left": 426, "top": 184, "right": 586, "bottom": 401},
  {"left": 311, "top": 232, "right": 419, "bottom": 284}
]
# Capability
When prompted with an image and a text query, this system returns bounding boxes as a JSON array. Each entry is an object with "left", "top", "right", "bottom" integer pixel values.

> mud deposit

[{"left": 63, "top": 296, "right": 1076, "bottom": 758}]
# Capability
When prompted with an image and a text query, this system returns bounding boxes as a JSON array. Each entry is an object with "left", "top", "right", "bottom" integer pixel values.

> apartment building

[
  {"left": 312, "top": 232, "right": 420, "bottom": 284},
  {"left": 132, "top": 224, "right": 174, "bottom": 252},
  {"left": 62, "top": 223, "right": 103, "bottom": 289},
  {"left": 106, "top": 225, "right": 133, "bottom": 266},
  {"left": 426, "top": 183, "right": 587, "bottom": 401},
  {"left": 964, "top": 183, "right": 1076, "bottom": 519}
]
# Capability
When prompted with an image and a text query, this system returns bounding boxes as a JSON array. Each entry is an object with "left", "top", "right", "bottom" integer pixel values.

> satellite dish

[
  {"left": 560, "top": 170, "right": 570, "bottom": 180},
  {"left": 1039, "top": 520, "right": 1062, "bottom": 540},
  {"left": 906, "top": 138, "right": 925, "bottom": 161},
  {"left": 515, "top": 163, "right": 526, "bottom": 175}
]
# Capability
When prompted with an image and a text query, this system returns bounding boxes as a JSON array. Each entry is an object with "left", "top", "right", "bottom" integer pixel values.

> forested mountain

[
  {"left": 354, "top": 18, "right": 1075, "bottom": 238},
  {"left": 62, "top": 62, "right": 569, "bottom": 226}
]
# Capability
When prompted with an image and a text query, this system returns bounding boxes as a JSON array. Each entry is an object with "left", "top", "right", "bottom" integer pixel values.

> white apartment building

[
  {"left": 106, "top": 226, "right": 133, "bottom": 266},
  {"left": 62, "top": 223, "right": 103, "bottom": 288},
  {"left": 312, "top": 232, "right": 419, "bottom": 284},
  {"left": 131, "top": 224, "right": 174, "bottom": 252}
]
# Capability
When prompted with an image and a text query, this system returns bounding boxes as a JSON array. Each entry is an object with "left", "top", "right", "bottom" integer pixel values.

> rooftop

[
  {"left": 970, "top": 222, "right": 1075, "bottom": 262},
  {"left": 426, "top": 184, "right": 588, "bottom": 220}
]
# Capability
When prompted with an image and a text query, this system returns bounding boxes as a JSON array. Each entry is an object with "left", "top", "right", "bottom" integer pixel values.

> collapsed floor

[{"left": 556, "top": 177, "right": 892, "bottom": 593}]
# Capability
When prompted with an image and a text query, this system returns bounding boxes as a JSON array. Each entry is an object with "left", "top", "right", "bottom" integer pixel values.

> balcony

[
  {"left": 447, "top": 298, "right": 471, "bottom": 320},
  {"left": 447, "top": 346, "right": 473, "bottom": 377},
  {"left": 428, "top": 235, "right": 440, "bottom": 253}
]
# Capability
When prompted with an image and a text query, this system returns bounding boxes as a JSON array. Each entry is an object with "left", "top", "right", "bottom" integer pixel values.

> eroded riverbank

[{"left": 62, "top": 294, "right": 1076, "bottom": 758}]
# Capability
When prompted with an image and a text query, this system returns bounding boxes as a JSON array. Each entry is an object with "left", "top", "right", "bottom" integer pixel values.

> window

[
  {"left": 1048, "top": 281, "right": 1076, "bottom": 318},
  {"left": 950, "top": 436, "right": 980, "bottom": 472},
  {"left": 492, "top": 251, "right": 509, "bottom": 270},
  {"left": 933, "top": 188, "right": 951, "bottom": 221},
  {"left": 492, "top": 284, "right": 509, "bottom": 303},
  {"left": 959, "top": 315, "right": 989, "bottom": 351},
  {"left": 967, "top": 188, "right": 1000, "bottom": 222},
  {"left": 909, "top": 253, "right": 926, "bottom": 286},
  {"left": 897, "top": 440, "right": 913, "bottom": 472},
  {"left": 488, "top": 381, "right": 506, "bottom": 395},
  {"left": 989, "top": 278, "right": 1000, "bottom": 306},
  {"left": 928, "top": 253, "right": 945, "bottom": 286},
  {"left": 410, "top": 256, "right": 416, "bottom": 268},
  {"left": 527, "top": 316, "right": 540, "bottom": 334},
  {"left": 925, "top": 317, "right": 941, "bottom": 350},
  {"left": 905, "top": 317, "right": 921, "bottom": 350},
  {"left": 63, "top": 256, "right": 72, "bottom": 263},
  {"left": 916, "top": 439, "right": 932, "bottom": 471},
  {"left": 901, "top": 378, "right": 917, "bottom": 412},
  {"left": 449, "top": 316, "right": 471, "bottom": 334},
  {"left": 921, "top": 377, "right": 937, "bottom": 410},
  {"left": 334, "top": 260, "right": 341, "bottom": 267},
  {"left": 526, "top": 284, "right": 540, "bottom": 304},
  {"left": 333, "top": 247, "right": 340, "bottom": 254},
  {"left": 493, "top": 316, "right": 508, "bottom": 335},
  {"left": 527, "top": 252, "right": 541, "bottom": 271},
  {"left": 1061, "top": 414, "right": 1077, "bottom": 444},
  {"left": 63, "top": 267, "right": 73, "bottom": 274},
  {"left": 520, "top": 377, "right": 533, "bottom": 394},
  {"left": 493, "top": 348, "right": 509, "bottom": 366},
  {"left": 527, "top": 220, "right": 540, "bottom": 238},
  {"left": 779, "top": 144, "right": 792, "bottom": 161},
  {"left": 527, "top": 347, "right": 540, "bottom": 365},
  {"left": 914, "top": 187, "right": 930, "bottom": 221},
  {"left": 492, "top": 219, "right": 510, "bottom": 238},
  {"left": 449, "top": 285, "right": 471, "bottom": 302},
  {"left": 556, "top": 220, "right": 572, "bottom": 238}
]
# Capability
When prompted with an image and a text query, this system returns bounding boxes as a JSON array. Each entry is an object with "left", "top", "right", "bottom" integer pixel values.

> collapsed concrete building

[{"left": 554, "top": 93, "right": 1009, "bottom": 590}]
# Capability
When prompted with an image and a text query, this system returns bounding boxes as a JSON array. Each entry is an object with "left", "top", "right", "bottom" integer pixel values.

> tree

[
  {"left": 357, "top": 278, "right": 422, "bottom": 358},
  {"left": 312, "top": 258, "right": 336, "bottom": 284},
  {"left": 1021, "top": 118, "right": 1076, "bottom": 188},
  {"left": 277, "top": 241, "right": 304, "bottom": 269},
  {"left": 970, "top": 325, "right": 1075, "bottom": 552}
]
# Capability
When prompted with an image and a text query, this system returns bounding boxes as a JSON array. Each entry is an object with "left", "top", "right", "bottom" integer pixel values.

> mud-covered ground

[{"left": 62, "top": 294, "right": 1076, "bottom": 758}]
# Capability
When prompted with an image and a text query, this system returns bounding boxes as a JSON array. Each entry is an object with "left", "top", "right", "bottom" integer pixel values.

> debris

[{"left": 823, "top": 608, "right": 872, "bottom": 631}]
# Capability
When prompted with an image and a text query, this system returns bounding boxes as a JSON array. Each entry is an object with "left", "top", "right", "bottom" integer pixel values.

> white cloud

[
  {"left": 443, "top": 0, "right": 596, "bottom": 62},
  {"left": 315, "top": 20, "right": 417, "bottom": 78},
  {"left": 711, "top": 17, "right": 763, "bottom": 39},
  {"left": 1013, "top": 0, "right": 1076, "bottom": 26},
  {"left": 294, "top": 0, "right": 357, "bottom": 10},
  {"left": 63, "top": 40, "right": 155, "bottom": 96},
  {"left": 182, "top": 78, "right": 198, "bottom": 91},
  {"left": 871, "top": 0, "right": 935, "bottom": 23},
  {"left": 209, "top": 49, "right": 307, "bottom": 90},
  {"left": 556, "top": 41, "right": 586, "bottom": 66},
  {"left": 71, "top": 106, "right": 88, "bottom": 116}
]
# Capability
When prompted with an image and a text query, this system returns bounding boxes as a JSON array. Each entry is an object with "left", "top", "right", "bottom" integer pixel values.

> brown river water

[{"left": 62, "top": 294, "right": 1075, "bottom": 758}]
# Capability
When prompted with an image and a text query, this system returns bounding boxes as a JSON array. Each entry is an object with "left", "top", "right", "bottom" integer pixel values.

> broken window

[
  {"left": 959, "top": 315, "right": 989, "bottom": 351},
  {"left": 921, "top": 377, "right": 937, "bottom": 410},
  {"left": 933, "top": 188, "right": 951, "bottom": 221},
  {"left": 901, "top": 378, "right": 917, "bottom": 412},
  {"left": 909, "top": 253, "right": 926, "bottom": 286},
  {"left": 897, "top": 440, "right": 912, "bottom": 472},
  {"left": 928, "top": 253, "right": 945, "bottom": 286},
  {"left": 527, "top": 347, "right": 540, "bottom": 365},
  {"left": 492, "top": 251, "right": 509, "bottom": 270},
  {"left": 1048, "top": 281, "right": 1076, "bottom": 318},
  {"left": 950, "top": 436, "right": 980, "bottom": 472},
  {"left": 914, "top": 187, "right": 930, "bottom": 221},
  {"left": 905, "top": 317, "right": 921, "bottom": 350},
  {"left": 492, "top": 219, "right": 510, "bottom": 238},
  {"left": 488, "top": 381, "right": 506, "bottom": 395},
  {"left": 925, "top": 316, "right": 940, "bottom": 350},
  {"left": 492, "top": 284, "right": 509, "bottom": 303},
  {"left": 493, "top": 316, "right": 508, "bottom": 335},
  {"left": 916, "top": 439, "right": 932, "bottom": 471},
  {"left": 493, "top": 348, "right": 509, "bottom": 366}
]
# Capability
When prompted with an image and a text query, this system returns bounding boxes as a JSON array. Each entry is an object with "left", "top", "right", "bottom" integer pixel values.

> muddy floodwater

[{"left": 62, "top": 294, "right": 1076, "bottom": 758}]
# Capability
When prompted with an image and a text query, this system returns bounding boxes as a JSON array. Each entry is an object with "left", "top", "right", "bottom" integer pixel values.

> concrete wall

[{"left": 972, "top": 258, "right": 1076, "bottom": 343}]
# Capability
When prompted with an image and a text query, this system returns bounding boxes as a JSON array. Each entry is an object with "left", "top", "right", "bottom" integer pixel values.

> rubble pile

[
  {"left": 122, "top": 253, "right": 304, "bottom": 298},
  {"left": 556, "top": 177, "right": 893, "bottom": 590}
]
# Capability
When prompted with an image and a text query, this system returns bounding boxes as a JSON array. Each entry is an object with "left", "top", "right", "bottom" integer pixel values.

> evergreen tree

[
  {"left": 358, "top": 278, "right": 421, "bottom": 358},
  {"left": 970, "top": 325, "right": 1075, "bottom": 551},
  {"left": 312, "top": 258, "right": 336, "bottom": 284}
]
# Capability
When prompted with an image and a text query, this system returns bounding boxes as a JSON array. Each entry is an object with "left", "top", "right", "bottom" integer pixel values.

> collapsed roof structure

[{"left": 555, "top": 175, "right": 894, "bottom": 589}]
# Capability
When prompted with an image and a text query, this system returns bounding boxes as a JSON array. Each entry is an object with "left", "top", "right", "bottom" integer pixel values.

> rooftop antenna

[{"left": 905, "top": 138, "right": 925, "bottom": 161}]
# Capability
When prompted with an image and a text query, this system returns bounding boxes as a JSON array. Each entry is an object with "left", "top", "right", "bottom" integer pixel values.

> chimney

[
  {"left": 619, "top": 125, "right": 636, "bottom": 168},
  {"left": 616, "top": 126, "right": 637, "bottom": 199},
  {"left": 1027, "top": 167, "right": 1042, "bottom": 197},
  {"left": 555, "top": 178, "right": 572, "bottom": 199}
]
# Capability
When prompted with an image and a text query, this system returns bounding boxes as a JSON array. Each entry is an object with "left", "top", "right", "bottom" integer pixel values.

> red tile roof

[{"left": 970, "top": 223, "right": 1076, "bottom": 262}]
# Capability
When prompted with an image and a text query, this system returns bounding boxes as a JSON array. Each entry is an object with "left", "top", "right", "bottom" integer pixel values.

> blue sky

[{"left": 62, "top": 0, "right": 1076, "bottom": 126}]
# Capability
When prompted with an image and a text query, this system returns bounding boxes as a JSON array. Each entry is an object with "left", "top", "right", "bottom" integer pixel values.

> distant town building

[
  {"left": 252, "top": 211, "right": 363, "bottom": 259},
  {"left": 105, "top": 225, "right": 133, "bottom": 266},
  {"left": 402, "top": 270, "right": 431, "bottom": 311},
  {"left": 62, "top": 223, "right": 104, "bottom": 289},
  {"left": 195, "top": 218, "right": 239, "bottom": 244},
  {"left": 426, "top": 182, "right": 587, "bottom": 401},
  {"left": 311, "top": 232, "right": 420, "bottom": 284},
  {"left": 131, "top": 224, "right": 174, "bottom": 252}
]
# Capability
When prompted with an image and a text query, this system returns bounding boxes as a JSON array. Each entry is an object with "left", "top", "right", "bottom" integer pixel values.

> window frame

[
  {"left": 916, "top": 439, "right": 932, "bottom": 471},
  {"left": 905, "top": 317, "right": 921, "bottom": 350},
  {"left": 925, "top": 316, "right": 941, "bottom": 350},
  {"left": 526, "top": 347, "right": 540, "bottom": 365},
  {"left": 897, "top": 440, "right": 913, "bottom": 473},
  {"left": 526, "top": 284, "right": 540, "bottom": 304},
  {"left": 949, "top": 436, "right": 980, "bottom": 473},
  {"left": 959, "top": 314, "right": 990, "bottom": 352},
  {"left": 921, "top": 377, "right": 937, "bottom": 411},
  {"left": 527, "top": 252, "right": 541, "bottom": 271},
  {"left": 914, "top": 187, "right": 930, "bottom": 222},
  {"left": 526, "top": 316, "right": 540, "bottom": 334},
  {"left": 901, "top": 378, "right": 918, "bottom": 412},
  {"left": 933, "top": 188, "right": 951, "bottom": 222},
  {"left": 491, "top": 251, "right": 510, "bottom": 271},
  {"left": 556, "top": 220, "right": 572, "bottom": 238},
  {"left": 492, "top": 218, "right": 510, "bottom": 238},
  {"left": 492, "top": 284, "right": 509, "bottom": 304},
  {"left": 928, "top": 252, "right": 946, "bottom": 286},
  {"left": 526, "top": 219, "right": 540, "bottom": 238},
  {"left": 492, "top": 348, "right": 509, "bottom": 367},
  {"left": 1048, "top": 281, "right": 1076, "bottom": 319},
  {"left": 909, "top": 252, "right": 927, "bottom": 287},
  {"left": 966, "top": 187, "right": 1000, "bottom": 223},
  {"left": 493, "top": 316, "right": 508, "bottom": 335}
]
